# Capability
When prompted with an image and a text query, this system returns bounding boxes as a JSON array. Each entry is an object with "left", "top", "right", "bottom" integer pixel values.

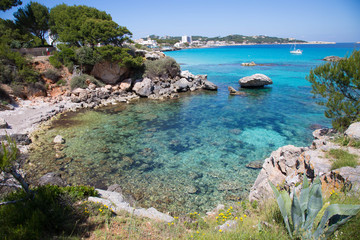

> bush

[
  {"left": 0, "top": 185, "right": 97, "bottom": 240},
  {"left": 70, "top": 74, "right": 103, "bottom": 90},
  {"left": 95, "top": 45, "right": 144, "bottom": 69},
  {"left": 48, "top": 55, "right": 62, "bottom": 68},
  {"left": 43, "top": 68, "right": 61, "bottom": 82},
  {"left": 144, "top": 56, "right": 180, "bottom": 79}
]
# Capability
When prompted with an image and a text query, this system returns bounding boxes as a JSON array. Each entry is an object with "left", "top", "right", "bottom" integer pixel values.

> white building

[
  {"left": 181, "top": 35, "right": 192, "bottom": 44},
  {"left": 134, "top": 38, "right": 158, "bottom": 48}
]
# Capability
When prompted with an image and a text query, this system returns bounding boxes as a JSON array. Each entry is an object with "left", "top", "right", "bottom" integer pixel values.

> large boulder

[
  {"left": 119, "top": 78, "right": 133, "bottom": 91},
  {"left": 91, "top": 61, "right": 129, "bottom": 85},
  {"left": 202, "top": 80, "right": 218, "bottom": 90},
  {"left": 345, "top": 122, "right": 360, "bottom": 140},
  {"left": 133, "top": 78, "right": 153, "bottom": 97},
  {"left": 239, "top": 74, "right": 272, "bottom": 88}
]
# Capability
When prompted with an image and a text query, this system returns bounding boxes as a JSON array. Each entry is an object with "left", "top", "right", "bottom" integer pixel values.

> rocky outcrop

[
  {"left": 88, "top": 189, "right": 174, "bottom": 222},
  {"left": 249, "top": 124, "right": 360, "bottom": 203},
  {"left": 239, "top": 74, "right": 272, "bottom": 88},
  {"left": 203, "top": 80, "right": 218, "bottom": 91},
  {"left": 241, "top": 61, "right": 256, "bottom": 66},
  {"left": 133, "top": 78, "right": 153, "bottom": 97},
  {"left": 228, "top": 86, "right": 246, "bottom": 96},
  {"left": 91, "top": 61, "right": 129, "bottom": 84},
  {"left": 323, "top": 56, "right": 343, "bottom": 62},
  {"left": 345, "top": 122, "right": 360, "bottom": 140}
]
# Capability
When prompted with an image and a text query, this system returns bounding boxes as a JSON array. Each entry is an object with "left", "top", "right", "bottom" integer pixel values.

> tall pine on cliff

[{"left": 307, "top": 50, "right": 360, "bottom": 131}]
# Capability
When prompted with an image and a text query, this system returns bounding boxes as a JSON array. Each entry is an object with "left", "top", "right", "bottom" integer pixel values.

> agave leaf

[
  {"left": 304, "top": 176, "right": 323, "bottom": 231},
  {"left": 269, "top": 181, "right": 293, "bottom": 238},
  {"left": 299, "top": 174, "right": 310, "bottom": 216},
  {"left": 281, "top": 190, "right": 292, "bottom": 218},
  {"left": 291, "top": 191, "right": 303, "bottom": 234},
  {"left": 313, "top": 204, "right": 360, "bottom": 239}
]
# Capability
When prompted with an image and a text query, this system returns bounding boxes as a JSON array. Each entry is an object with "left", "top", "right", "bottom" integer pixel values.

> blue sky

[{"left": 1, "top": 0, "right": 359, "bottom": 42}]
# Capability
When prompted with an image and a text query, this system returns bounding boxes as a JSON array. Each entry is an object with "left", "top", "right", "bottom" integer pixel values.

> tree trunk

[{"left": 9, "top": 167, "right": 31, "bottom": 195}]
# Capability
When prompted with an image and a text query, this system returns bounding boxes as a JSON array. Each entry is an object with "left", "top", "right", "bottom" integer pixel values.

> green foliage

[
  {"left": 0, "top": 43, "right": 40, "bottom": 85},
  {"left": 48, "top": 55, "right": 62, "bottom": 68},
  {"left": 0, "top": 136, "right": 18, "bottom": 171},
  {"left": 70, "top": 74, "right": 103, "bottom": 90},
  {"left": 13, "top": 2, "right": 49, "bottom": 45},
  {"left": 270, "top": 175, "right": 360, "bottom": 239},
  {"left": 50, "top": 4, "right": 131, "bottom": 47},
  {"left": 306, "top": 50, "right": 360, "bottom": 132},
  {"left": 95, "top": 45, "right": 144, "bottom": 69},
  {"left": 43, "top": 68, "right": 61, "bottom": 82},
  {"left": 144, "top": 56, "right": 180, "bottom": 79},
  {"left": 0, "top": 185, "right": 97, "bottom": 240},
  {"left": 334, "top": 136, "right": 360, "bottom": 148},
  {"left": 0, "top": 0, "right": 22, "bottom": 11},
  {"left": 327, "top": 149, "right": 359, "bottom": 170}
]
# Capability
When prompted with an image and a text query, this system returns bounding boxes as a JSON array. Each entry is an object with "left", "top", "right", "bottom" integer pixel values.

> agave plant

[{"left": 269, "top": 175, "right": 360, "bottom": 239}]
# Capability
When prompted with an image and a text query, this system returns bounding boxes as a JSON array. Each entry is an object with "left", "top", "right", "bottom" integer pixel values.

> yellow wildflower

[{"left": 219, "top": 229, "right": 222, "bottom": 232}]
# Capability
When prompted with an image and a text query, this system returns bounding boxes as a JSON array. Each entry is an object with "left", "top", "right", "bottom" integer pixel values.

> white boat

[{"left": 290, "top": 42, "right": 303, "bottom": 54}]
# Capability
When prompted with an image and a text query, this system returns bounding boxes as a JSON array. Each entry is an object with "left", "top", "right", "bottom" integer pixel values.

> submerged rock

[
  {"left": 239, "top": 74, "right": 272, "bottom": 88},
  {"left": 38, "top": 172, "right": 66, "bottom": 187},
  {"left": 53, "top": 135, "right": 65, "bottom": 144},
  {"left": 228, "top": 86, "right": 246, "bottom": 96},
  {"left": 246, "top": 160, "right": 264, "bottom": 169}
]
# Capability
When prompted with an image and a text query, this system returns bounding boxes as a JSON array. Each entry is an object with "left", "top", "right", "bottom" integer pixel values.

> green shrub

[
  {"left": 70, "top": 74, "right": 103, "bottom": 90},
  {"left": 334, "top": 136, "right": 360, "bottom": 148},
  {"left": 327, "top": 149, "right": 359, "bottom": 170},
  {"left": 144, "top": 56, "right": 180, "bottom": 79},
  {"left": 48, "top": 55, "right": 62, "bottom": 68},
  {"left": 43, "top": 68, "right": 61, "bottom": 82},
  {"left": 0, "top": 185, "right": 97, "bottom": 240},
  {"left": 56, "top": 79, "right": 67, "bottom": 86},
  {"left": 95, "top": 45, "right": 144, "bottom": 69}
]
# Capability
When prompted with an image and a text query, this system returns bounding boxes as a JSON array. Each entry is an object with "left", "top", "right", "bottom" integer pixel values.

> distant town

[{"left": 134, "top": 34, "right": 335, "bottom": 51}]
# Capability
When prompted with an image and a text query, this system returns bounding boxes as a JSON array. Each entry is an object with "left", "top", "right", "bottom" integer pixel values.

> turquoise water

[{"left": 28, "top": 43, "right": 359, "bottom": 214}]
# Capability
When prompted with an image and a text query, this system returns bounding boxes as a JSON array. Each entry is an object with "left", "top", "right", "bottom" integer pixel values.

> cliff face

[{"left": 249, "top": 125, "right": 360, "bottom": 202}]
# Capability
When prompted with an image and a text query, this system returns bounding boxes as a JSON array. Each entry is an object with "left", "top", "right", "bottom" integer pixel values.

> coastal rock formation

[
  {"left": 203, "top": 80, "right": 218, "bottom": 91},
  {"left": 345, "top": 122, "right": 360, "bottom": 140},
  {"left": 249, "top": 124, "right": 360, "bottom": 203},
  {"left": 88, "top": 189, "right": 174, "bottom": 222},
  {"left": 323, "top": 56, "right": 343, "bottom": 62},
  {"left": 241, "top": 61, "right": 256, "bottom": 66},
  {"left": 228, "top": 86, "right": 246, "bottom": 96},
  {"left": 91, "top": 61, "right": 129, "bottom": 84},
  {"left": 133, "top": 78, "right": 153, "bottom": 97},
  {"left": 239, "top": 74, "right": 272, "bottom": 88}
]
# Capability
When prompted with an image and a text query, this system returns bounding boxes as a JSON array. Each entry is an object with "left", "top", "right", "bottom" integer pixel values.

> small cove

[{"left": 26, "top": 43, "right": 359, "bottom": 214}]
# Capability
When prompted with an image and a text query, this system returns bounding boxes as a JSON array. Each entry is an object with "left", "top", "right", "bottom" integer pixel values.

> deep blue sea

[{"left": 28, "top": 43, "right": 359, "bottom": 214}]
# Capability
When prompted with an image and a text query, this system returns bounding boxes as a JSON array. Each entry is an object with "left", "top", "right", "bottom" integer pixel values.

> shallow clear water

[{"left": 27, "top": 43, "right": 359, "bottom": 214}]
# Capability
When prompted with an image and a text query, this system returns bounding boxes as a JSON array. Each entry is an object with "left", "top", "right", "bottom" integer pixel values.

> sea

[{"left": 27, "top": 43, "right": 360, "bottom": 214}]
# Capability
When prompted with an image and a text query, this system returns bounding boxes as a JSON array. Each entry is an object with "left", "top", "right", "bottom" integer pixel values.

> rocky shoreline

[{"left": 249, "top": 124, "right": 360, "bottom": 203}]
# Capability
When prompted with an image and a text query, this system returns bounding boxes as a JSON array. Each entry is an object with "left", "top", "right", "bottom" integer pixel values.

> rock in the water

[
  {"left": 91, "top": 61, "right": 129, "bottom": 84},
  {"left": 228, "top": 86, "right": 246, "bottom": 96},
  {"left": 239, "top": 74, "right": 272, "bottom": 88},
  {"left": 203, "top": 80, "right": 218, "bottom": 90},
  {"left": 133, "top": 78, "right": 153, "bottom": 97},
  {"left": 0, "top": 117, "right": 8, "bottom": 129},
  {"left": 38, "top": 172, "right": 66, "bottom": 186},
  {"left": 53, "top": 135, "right": 65, "bottom": 144},
  {"left": 345, "top": 122, "right": 360, "bottom": 140},
  {"left": 246, "top": 160, "right": 264, "bottom": 169},
  {"left": 107, "top": 184, "right": 123, "bottom": 194},
  {"left": 323, "top": 56, "right": 343, "bottom": 62},
  {"left": 241, "top": 61, "right": 256, "bottom": 66}
]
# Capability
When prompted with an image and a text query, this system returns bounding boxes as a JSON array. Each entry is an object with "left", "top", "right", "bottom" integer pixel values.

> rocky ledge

[{"left": 249, "top": 123, "right": 360, "bottom": 203}]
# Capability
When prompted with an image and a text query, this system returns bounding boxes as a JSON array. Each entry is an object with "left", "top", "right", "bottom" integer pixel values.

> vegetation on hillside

[{"left": 307, "top": 50, "right": 360, "bottom": 131}]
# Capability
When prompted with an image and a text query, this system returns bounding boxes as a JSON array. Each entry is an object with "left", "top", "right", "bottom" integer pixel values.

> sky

[{"left": 1, "top": 0, "right": 359, "bottom": 42}]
